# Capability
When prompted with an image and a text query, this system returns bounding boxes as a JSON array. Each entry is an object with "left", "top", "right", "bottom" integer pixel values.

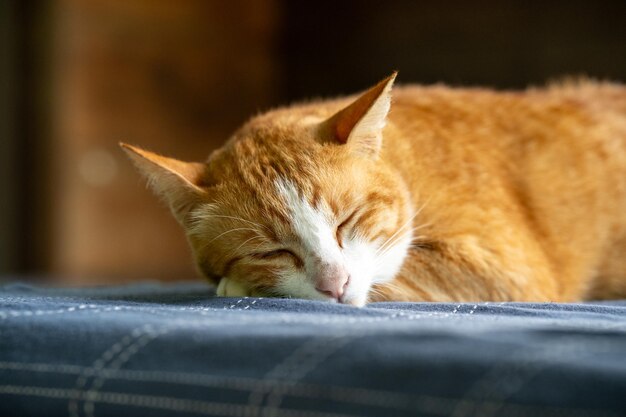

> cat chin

[
  {"left": 344, "top": 296, "right": 367, "bottom": 307},
  {"left": 215, "top": 275, "right": 369, "bottom": 307}
]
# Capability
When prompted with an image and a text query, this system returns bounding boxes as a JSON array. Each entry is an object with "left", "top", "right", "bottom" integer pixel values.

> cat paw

[{"left": 216, "top": 277, "right": 254, "bottom": 297}]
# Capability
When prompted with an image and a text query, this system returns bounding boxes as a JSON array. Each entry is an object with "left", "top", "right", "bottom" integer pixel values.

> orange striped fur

[{"left": 122, "top": 73, "right": 626, "bottom": 305}]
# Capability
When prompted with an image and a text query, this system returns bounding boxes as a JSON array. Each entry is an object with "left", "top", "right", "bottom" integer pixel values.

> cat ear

[
  {"left": 322, "top": 72, "right": 396, "bottom": 158},
  {"left": 120, "top": 143, "right": 211, "bottom": 225}
]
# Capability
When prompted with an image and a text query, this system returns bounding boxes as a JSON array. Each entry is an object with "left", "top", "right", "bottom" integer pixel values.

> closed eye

[
  {"left": 257, "top": 249, "right": 296, "bottom": 259},
  {"left": 250, "top": 248, "right": 304, "bottom": 268},
  {"left": 336, "top": 211, "right": 358, "bottom": 248},
  {"left": 253, "top": 249, "right": 304, "bottom": 268}
]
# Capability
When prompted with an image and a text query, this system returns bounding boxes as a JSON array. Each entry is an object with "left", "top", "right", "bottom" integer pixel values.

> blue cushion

[{"left": 1, "top": 281, "right": 625, "bottom": 417}]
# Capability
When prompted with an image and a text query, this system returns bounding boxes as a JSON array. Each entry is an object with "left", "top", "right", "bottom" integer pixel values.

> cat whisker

[
  {"left": 376, "top": 214, "right": 418, "bottom": 256},
  {"left": 372, "top": 281, "right": 404, "bottom": 296},
  {"left": 379, "top": 223, "right": 431, "bottom": 255},
  {"left": 367, "top": 286, "right": 384, "bottom": 295},
  {"left": 411, "top": 222, "right": 433, "bottom": 233},
  {"left": 207, "top": 227, "right": 264, "bottom": 245},
  {"left": 201, "top": 214, "right": 271, "bottom": 234},
  {"left": 376, "top": 199, "right": 430, "bottom": 256},
  {"left": 233, "top": 235, "right": 268, "bottom": 254},
  {"left": 366, "top": 289, "right": 384, "bottom": 300},
  {"left": 250, "top": 240, "right": 270, "bottom": 253},
  {"left": 376, "top": 226, "right": 428, "bottom": 260},
  {"left": 383, "top": 281, "right": 406, "bottom": 292},
  {"left": 372, "top": 231, "right": 429, "bottom": 276}
]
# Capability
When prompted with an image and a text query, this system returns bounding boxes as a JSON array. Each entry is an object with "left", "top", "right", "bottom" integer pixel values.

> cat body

[{"left": 123, "top": 74, "right": 626, "bottom": 305}]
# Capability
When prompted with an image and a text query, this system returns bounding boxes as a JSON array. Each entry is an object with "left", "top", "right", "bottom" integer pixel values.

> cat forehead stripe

[{"left": 274, "top": 179, "right": 343, "bottom": 264}]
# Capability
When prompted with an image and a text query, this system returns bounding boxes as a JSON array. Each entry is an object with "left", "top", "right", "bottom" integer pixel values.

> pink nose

[{"left": 315, "top": 265, "right": 350, "bottom": 300}]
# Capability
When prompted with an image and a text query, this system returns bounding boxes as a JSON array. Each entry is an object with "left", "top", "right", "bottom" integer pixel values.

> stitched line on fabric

[
  {"left": 0, "top": 292, "right": 213, "bottom": 303},
  {"left": 0, "top": 303, "right": 226, "bottom": 319},
  {"left": 0, "top": 304, "right": 449, "bottom": 327},
  {"left": 0, "top": 304, "right": 100, "bottom": 319},
  {"left": 207, "top": 308, "right": 626, "bottom": 332},
  {"left": 68, "top": 324, "right": 157, "bottom": 417},
  {"left": 2, "top": 301, "right": 625, "bottom": 333},
  {"left": 246, "top": 305, "right": 479, "bottom": 417},
  {"left": 244, "top": 303, "right": 626, "bottom": 417},
  {"left": 246, "top": 335, "right": 353, "bottom": 417},
  {"left": 0, "top": 384, "right": 621, "bottom": 417},
  {"left": 83, "top": 326, "right": 169, "bottom": 417},
  {"left": 5, "top": 306, "right": 465, "bottom": 417},
  {"left": 450, "top": 339, "right": 622, "bottom": 417},
  {"left": 226, "top": 298, "right": 249, "bottom": 310},
  {"left": 3, "top": 302, "right": 619, "bottom": 415},
  {"left": 71, "top": 317, "right": 237, "bottom": 417},
  {"left": 0, "top": 300, "right": 444, "bottom": 324},
  {"left": 0, "top": 360, "right": 414, "bottom": 410},
  {"left": 0, "top": 304, "right": 215, "bottom": 321},
  {"left": 0, "top": 385, "right": 353, "bottom": 417},
  {"left": 1, "top": 343, "right": 621, "bottom": 411},
  {"left": 3, "top": 302, "right": 625, "bottom": 417}
]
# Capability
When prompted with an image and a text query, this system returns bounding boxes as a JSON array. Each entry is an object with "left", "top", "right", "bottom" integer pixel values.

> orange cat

[{"left": 122, "top": 73, "right": 626, "bottom": 306}]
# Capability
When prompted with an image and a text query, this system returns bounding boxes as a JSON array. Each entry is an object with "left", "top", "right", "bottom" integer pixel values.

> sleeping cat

[{"left": 121, "top": 72, "right": 626, "bottom": 306}]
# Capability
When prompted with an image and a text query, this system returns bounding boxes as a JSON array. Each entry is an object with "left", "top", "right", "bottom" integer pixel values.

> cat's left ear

[
  {"left": 120, "top": 143, "right": 212, "bottom": 225},
  {"left": 321, "top": 72, "right": 396, "bottom": 158}
]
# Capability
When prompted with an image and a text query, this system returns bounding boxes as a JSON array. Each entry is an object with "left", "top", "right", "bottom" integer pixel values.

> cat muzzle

[{"left": 314, "top": 264, "right": 351, "bottom": 302}]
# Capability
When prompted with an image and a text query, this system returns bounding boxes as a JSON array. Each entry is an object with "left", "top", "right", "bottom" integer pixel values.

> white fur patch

[
  {"left": 275, "top": 180, "right": 342, "bottom": 262},
  {"left": 274, "top": 270, "right": 331, "bottom": 302},
  {"left": 274, "top": 179, "right": 412, "bottom": 306},
  {"left": 274, "top": 180, "right": 342, "bottom": 301}
]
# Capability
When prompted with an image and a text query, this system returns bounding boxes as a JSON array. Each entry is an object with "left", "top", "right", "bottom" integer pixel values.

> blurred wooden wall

[
  {"left": 281, "top": 0, "right": 626, "bottom": 97},
  {"left": 0, "top": 1, "right": 18, "bottom": 273},
  {"left": 6, "top": 0, "right": 624, "bottom": 284},
  {"left": 50, "top": 0, "right": 278, "bottom": 283}
]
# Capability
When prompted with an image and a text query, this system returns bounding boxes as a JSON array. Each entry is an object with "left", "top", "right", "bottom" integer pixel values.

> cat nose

[{"left": 315, "top": 265, "right": 350, "bottom": 301}]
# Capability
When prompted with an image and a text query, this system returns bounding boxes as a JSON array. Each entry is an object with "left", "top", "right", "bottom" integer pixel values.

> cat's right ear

[
  {"left": 120, "top": 143, "right": 212, "bottom": 225},
  {"left": 320, "top": 72, "right": 396, "bottom": 158}
]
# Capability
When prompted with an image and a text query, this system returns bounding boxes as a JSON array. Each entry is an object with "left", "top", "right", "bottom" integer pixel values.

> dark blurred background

[{"left": 1, "top": 0, "right": 625, "bottom": 285}]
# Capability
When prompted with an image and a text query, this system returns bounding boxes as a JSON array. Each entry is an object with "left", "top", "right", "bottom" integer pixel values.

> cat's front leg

[{"left": 216, "top": 277, "right": 254, "bottom": 297}]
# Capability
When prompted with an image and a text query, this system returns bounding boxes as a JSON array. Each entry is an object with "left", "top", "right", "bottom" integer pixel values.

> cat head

[{"left": 122, "top": 73, "right": 413, "bottom": 306}]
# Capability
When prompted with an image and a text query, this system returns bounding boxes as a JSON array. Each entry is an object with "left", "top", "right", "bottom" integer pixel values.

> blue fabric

[{"left": 1, "top": 280, "right": 625, "bottom": 417}]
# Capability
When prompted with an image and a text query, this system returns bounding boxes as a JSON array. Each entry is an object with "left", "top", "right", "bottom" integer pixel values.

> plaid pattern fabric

[{"left": 1, "top": 281, "right": 625, "bottom": 417}]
